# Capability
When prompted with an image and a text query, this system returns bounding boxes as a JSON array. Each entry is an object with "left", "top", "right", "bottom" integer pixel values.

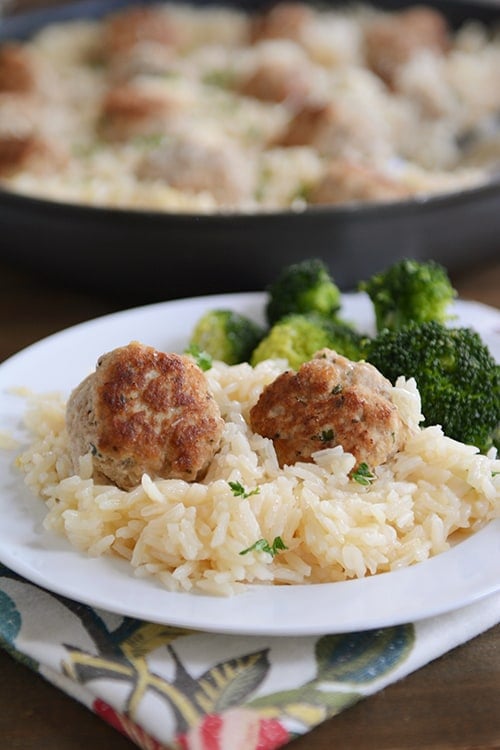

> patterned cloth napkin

[{"left": 1, "top": 564, "right": 498, "bottom": 750}]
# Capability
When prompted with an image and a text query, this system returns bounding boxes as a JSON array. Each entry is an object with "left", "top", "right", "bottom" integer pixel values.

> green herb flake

[
  {"left": 132, "top": 133, "right": 165, "bottom": 149},
  {"left": 72, "top": 141, "right": 100, "bottom": 159},
  {"left": 239, "top": 536, "right": 288, "bottom": 557},
  {"left": 352, "top": 462, "right": 375, "bottom": 486},
  {"left": 320, "top": 429, "right": 334, "bottom": 442},
  {"left": 291, "top": 181, "right": 311, "bottom": 203},
  {"left": 184, "top": 343, "right": 213, "bottom": 371},
  {"left": 228, "top": 481, "right": 260, "bottom": 499},
  {"left": 254, "top": 165, "right": 273, "bottom": 202},
  {"left": 202, "top": 69, "right": 235, "bottom": 88}
]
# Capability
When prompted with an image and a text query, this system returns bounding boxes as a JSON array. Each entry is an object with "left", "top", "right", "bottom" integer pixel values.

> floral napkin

[{"left": 1, "top": 563, "right": 498, "bottom": 750}]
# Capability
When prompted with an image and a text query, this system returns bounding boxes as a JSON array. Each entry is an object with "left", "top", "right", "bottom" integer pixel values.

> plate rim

[{"left": 0, "top": 290, "right": 499, "bottom": 635}]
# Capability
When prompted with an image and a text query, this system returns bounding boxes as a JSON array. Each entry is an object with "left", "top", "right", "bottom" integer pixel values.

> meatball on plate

[
  {"left": 250, "top": 349, "right": 409, "bottom": 469},
  {"left": 66, "top": 341, "right": 224, "bottom": 490}
]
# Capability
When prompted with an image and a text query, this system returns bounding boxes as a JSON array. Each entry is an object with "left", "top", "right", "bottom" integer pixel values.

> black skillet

[{"left": 0, "top": 0, "right": 499, "bottom": 304}]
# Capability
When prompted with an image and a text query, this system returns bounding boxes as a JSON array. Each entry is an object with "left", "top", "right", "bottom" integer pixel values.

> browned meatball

[
  {"left": 275, "top": 101, "right": 335, "bottom": 147},
  {"left": 237, "top": 58, "right": 314, "bottom": 107},
  {"left": 250, "top": 2, "right": 314, "bottom": 44},
  {"left": 309, "top": 159, "right": 409, "bottom": 205},
  {"left": 250, "top": 349, "right": 408, "bottom": 470},
  {"left": 0, "top": 133, "right": 67, "bottom": 177},
  {"left": 135, "top": 134, "right": 255, "bottom": 206},
  {"left": 101, "top": 6, "right": 180, "bottom": 61},
  {"left": 274, "top": 100, "right": 389, "bottom": 161},
  {"left": 364, "top": 6, "right": 450, "bottom": 88},
  {"left": 0, "top": 44, "right": 37, "bottom": 94},
  {"left": 98, "top": 83, "right": 177, "bottom": 142},
  {"left": 108, "top": 46, "right": 176, "bottom": 84},
  {"left": 66, "top": 342, "right": 224, "bottom": 491}
]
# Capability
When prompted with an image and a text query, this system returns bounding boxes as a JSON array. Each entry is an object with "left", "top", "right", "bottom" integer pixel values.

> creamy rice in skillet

[
  {"left": 0, "top": 1, "right": 499, "bottom": 212},
  {"left": 15, "top": 360, "right": 500, "bottom": 596}
]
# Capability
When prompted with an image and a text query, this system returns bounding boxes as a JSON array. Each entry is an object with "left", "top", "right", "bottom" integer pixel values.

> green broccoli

[
  {"left": 251, "top": 313, "right": 368, "bottom": 369},
  {"left": 366, "top": 321, "right": 500, "bottom": 453},
  {"left": 320, "top": 317, "right": 370, "bottom": 362},
  {"left": 189, "top": 309, "right": 265, "bottom": 366},
  {"left": 266, "top": 258, "right": 341, "bottom": 325},
  {"left": 359, "top": 259, "right": 457, "bottom": 332}
]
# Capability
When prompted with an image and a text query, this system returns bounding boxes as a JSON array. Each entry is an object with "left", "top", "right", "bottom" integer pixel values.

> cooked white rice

[{"left": 15, "top": 359, "right": 500, "bottom": 596}]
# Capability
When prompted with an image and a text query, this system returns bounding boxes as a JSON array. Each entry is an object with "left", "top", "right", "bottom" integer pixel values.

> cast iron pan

[{"left": 1, "top": 0, "right": 499, "bottom": 304}]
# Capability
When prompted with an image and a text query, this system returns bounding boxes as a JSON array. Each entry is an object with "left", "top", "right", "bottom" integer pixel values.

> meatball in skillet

[
  {"left": 274, "top": 100, "right": 391, "bottom": 163},
  {"left": 99, "top": 6, "right": 181, "bottom": 81},
  {"left": 309, "top": 159, "right": 410, "bottom": 205},
  {"left": 0, "top": 133, "right": 67, "bottom": 177},
  {"left": 135, "top": 133, "right": 255, "bottom": 206},
  {"left": 66, "top": 341, "right": 224, "bottom": 490},
  {"left": 97, "top": 81, "right": 185, "bottom": 143},
  {"left": 236, "top": 51, "right": 318, "bottom": 107},
  {"left": 250, "top": 2, "right": 314, "bottom": 44},
  {"left": 364, "top": 6, "right": 450, "bottom": 89},
  {"left": 250, "top": 348, "right": 408, "bottom": 470},
  {"left": 0, "top": 44, "right": 36, "bottom": 94},
  {"left": 100, "top": 5, "right": 181, "bottom": 62}
]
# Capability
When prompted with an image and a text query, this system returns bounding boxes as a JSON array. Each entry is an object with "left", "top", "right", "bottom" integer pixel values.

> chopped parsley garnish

[
  {"left": 202, "top": 69, "right": 235, "bottom": 88},
  {"left": 239, "top": 536, "right": 288, "bottom": 557},
  {"left": 228, "top": 481, "right": 260, "bottom": 499},
  {"left": 184, "top": 343, "right": 213, "bottom": 371},
  {"left": 72, "top": 141, "right": 100, "bottom": 158},
  {"left": 291, "top": 181, "right": 311, "bottom": 202},
  {"left": 132, "top": 133, "right": 165, "bottom": 149},
  {"left": 254, "top": 165, "right": 272, "bottom": 201},
  {"left": 352, "top": 462, "right": 375, "bottom": 486},
  {"left": 320, "top": 429, "right": 334, "bottom": 442}
]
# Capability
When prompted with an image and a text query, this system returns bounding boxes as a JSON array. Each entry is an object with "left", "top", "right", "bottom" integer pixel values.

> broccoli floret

[
  {"left": 251, "top": 314, "right": 331, "bottom": 369},
  {"left": 266, "top": 258, "right": 341, "bottom": 325},
  {"left": 321, "top": 317, "right": 370, "bottom": 362},
  {"left": 366, "top": 321, "right": 500, "bottom": 453},
  {"left": 251, "top": 313, "right": 368, "bottom": 369},
  {"left": 359, "top": 259, "right": 457, "bottom": 332},
  {"left": 189, "top": 309, "right": 265, "bottom": 365}
]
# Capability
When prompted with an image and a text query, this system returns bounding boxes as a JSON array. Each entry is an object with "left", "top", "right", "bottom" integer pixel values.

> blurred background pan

[{"left": 0, "top": 0, "right": 499, "bottom": 304}]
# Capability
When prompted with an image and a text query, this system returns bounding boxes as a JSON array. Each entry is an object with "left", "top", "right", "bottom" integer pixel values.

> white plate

[{"left": 0, "top": 292, "right": 499, "bottom": 636}]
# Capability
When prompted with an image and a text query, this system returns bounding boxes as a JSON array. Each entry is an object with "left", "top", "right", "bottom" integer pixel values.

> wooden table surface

[{"left": 0, "top": 257, "right": 499, "bottom": 749}]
